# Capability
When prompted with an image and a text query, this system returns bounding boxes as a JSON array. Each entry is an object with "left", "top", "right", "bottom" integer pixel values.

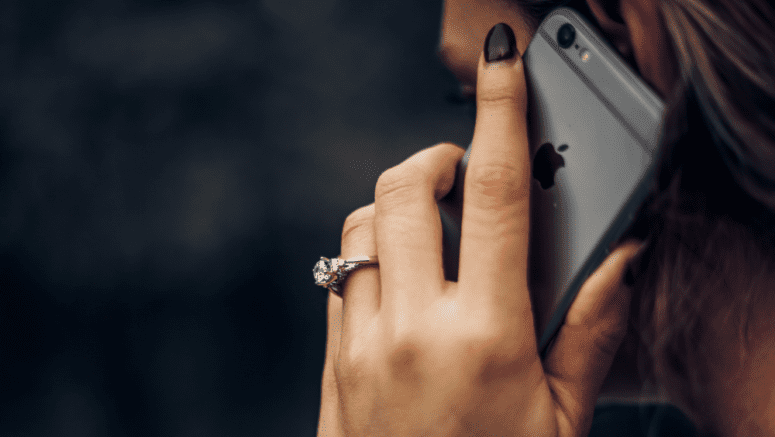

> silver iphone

[{"left": 438, "top": 6, "right": 665, "bottom": 359}]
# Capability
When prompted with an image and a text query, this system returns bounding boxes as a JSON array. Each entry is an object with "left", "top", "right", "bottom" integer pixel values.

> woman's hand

[{"left": 318, "top": 24, "right": 643, "bottom": 437}]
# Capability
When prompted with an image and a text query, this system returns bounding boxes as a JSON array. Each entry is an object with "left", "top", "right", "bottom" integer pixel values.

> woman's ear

[{"left": 584, "top": 0, "right": 633, "bottom": 60}]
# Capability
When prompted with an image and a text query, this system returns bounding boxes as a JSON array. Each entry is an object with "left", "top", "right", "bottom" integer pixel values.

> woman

[{"left": 317, "top": 0, "right": 775, "bottom": 436}]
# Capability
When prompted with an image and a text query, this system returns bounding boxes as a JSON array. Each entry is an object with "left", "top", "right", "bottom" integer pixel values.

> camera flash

[{"left": 579, "top": 48, "right": 590, "bottom": 62}]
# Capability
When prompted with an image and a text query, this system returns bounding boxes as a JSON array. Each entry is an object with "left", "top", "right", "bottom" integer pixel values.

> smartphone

[{"left": 438, "top": 6, "right": 665, "bottom": 359}]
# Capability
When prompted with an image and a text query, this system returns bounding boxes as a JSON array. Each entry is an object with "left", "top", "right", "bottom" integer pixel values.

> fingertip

[
  {"left": 483, "top": 23, "right": 520, "bottom": 64},
  {"left": 566, "top": 241, "right": 642, "bottom": 327},
  {"left": 616, "top": 239, "right": 646, "bottom": 287},
  {"left": 615, "top": 239, "right": 646, "bottom": 264},
  {"left": 477, "top": 44, "right": 524, "bottom": 75},
  {"left": 431, "top": 142, "right": 466, "bottom": 201},
  {"left": 475, "top": 45, "right": 527, "bottom": 118}
]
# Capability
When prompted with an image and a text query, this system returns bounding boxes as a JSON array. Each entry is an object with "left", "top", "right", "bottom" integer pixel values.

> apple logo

[{"left": 533, "top": 143, "right": 567, "bottom": 189}]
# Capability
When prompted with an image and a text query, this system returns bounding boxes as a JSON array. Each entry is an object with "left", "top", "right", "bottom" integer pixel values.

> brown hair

[
  {"left": 516, "top": 0, "right": 775, "bottom": 434},
  {"left": 627, "top": 80, "right": 775, "bottom": 435},
  {"left": 627, "top": 0, "right": 775, "bottom": 433}
]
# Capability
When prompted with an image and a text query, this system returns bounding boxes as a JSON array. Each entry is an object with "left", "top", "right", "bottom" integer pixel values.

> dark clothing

[{"left": 590, "top": 403, "right": 697, "bottom": 437}]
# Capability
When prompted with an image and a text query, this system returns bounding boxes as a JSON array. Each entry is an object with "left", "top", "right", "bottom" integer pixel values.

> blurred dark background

[{"left": 0, "top": 0, "right": 475, "bottom": 435}]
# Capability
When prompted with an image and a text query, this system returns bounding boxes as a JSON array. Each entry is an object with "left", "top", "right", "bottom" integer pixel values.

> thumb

[{"left": 543, "top": 240, "right": 644, "bottom": 432}]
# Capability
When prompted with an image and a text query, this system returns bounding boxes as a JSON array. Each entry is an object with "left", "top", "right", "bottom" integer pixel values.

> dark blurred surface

[
  {"left": 0, "top": 0, "right": 474, "bottom": 435},
  {"left": 0, "top": 1, "right": 699, "bottom": 436},
  {"left": 590, "top": 404, "right": 697, "bottom": 437}
]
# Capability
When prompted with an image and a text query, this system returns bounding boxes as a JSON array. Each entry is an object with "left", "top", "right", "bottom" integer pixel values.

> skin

[
  {"left": 318, "top": 0, "right": 774, "bottom": 436},
  {"left": 439, "top": 0, "right": 681, "bottom": 406}
]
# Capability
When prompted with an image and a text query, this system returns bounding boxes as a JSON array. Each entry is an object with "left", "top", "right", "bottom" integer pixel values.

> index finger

[{"left": 459, "top": 23, "right": 531, "bottom": 316}]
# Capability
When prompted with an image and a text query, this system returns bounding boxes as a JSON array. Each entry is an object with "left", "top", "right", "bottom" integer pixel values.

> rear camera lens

[{"left": 557, "top": 23, "right": 575, "bottom": 49}]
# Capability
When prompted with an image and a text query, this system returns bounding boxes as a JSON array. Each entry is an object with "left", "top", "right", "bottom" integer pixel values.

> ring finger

[
  {"left": 374, "top": 143, "right": 465, "bottom": 314},
  {"left": 339, "top": 203, "right": 380, "bottom": 330}
]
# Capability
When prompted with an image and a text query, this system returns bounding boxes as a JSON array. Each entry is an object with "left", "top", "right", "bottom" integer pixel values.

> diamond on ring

[
  {"left": 313, "top": 255, "right": 378, "bottom": 296},
  {"left": 313, "top": 257, "right": 334, "bottom": 287}
]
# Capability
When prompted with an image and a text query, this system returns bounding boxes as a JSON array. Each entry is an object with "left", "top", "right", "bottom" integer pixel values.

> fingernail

[{"left": 484, "top": 23, "right": 518, "bottom": 63}]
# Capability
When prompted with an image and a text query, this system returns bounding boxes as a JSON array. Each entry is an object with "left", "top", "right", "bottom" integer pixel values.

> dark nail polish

[{"left": 484, "top": 23, "right": 517, "bottom": 63}]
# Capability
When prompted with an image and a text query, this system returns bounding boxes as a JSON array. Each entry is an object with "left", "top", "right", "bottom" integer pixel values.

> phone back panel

[{"left": 522, "top": 7, "right": 665, "bottom": 355}]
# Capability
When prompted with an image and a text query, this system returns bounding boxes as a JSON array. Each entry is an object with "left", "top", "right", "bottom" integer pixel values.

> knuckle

[
  {"left": 334, "top": 358, "right": 357, "bottom": 391},
  {"left": 466, "top": 161, "right": 528, "bottom": 206},
  {"left": 477, "top": 90, "right": 520, "bottom": 109},
  {"left": 388, "top": 340, "right": 419, "bottom": 363},
  {"left": 387, "top": 340, "right": 424, "bottom": 382},
  {"left": 375, "top": 163, "right": 429, "bottom": 203},
  {"left": 341, "top": 204, "right": 375, "bottom": 244},
  {"left": 591, "top": 322, "right": 628, "bottom": 358},
  {"left": 374, "top": 143, "right": 464, "bottom": 204},
  {"left": 466, "top": 325, "right": 535, "bottom": 382},
  {"left": 335, "top": 339, "right": 371, "bottom": 388},
  {"left": 432, "top": 141, "right": 466, "bottom": 157}
]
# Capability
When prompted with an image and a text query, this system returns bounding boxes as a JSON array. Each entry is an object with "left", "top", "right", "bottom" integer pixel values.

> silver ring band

[{"left": 313, "top": 255, "right": 379, "bottom": 297}]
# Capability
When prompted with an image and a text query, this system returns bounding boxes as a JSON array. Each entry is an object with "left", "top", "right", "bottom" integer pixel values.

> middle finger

[
  {"left": 459, "top": 44, "right": 530, "bottom": 316},
  {"left": 374, "top": 143, "right": 465, "bottom": 313}
]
